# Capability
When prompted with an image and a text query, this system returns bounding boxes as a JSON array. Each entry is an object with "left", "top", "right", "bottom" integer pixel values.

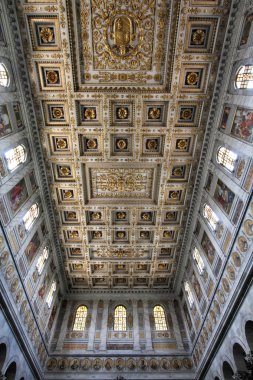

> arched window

[
  {"left": 0, "top": 63, "right": 9, "bottom": 87},
  {"left": 217, "top": 146, "right": 237, "bottom": 172},
  {"left": 73, "top": 305, "right": 88, "bottom": 331},
  {"left": 114, "top": 305, "right": 126, "bottom": 331},
  {"left": 23, "top": 203, "right": 39, "bottom": 230},
  {"left": 5, "top": 145, "right": 26, "bottom": 171},
  {"left": 153, "top": 305, "right": 167, "bottom": 330},
  {"left": 184, "top": 281, "right": 194, "bottom": 308},
  {"left": 203, "top": 204, "right": 219, "bottom": 231},
  {"left": 235, "top": 65, "right": 253, "bottom": 89},
  {"left": 193, "top": 247, "right": 205, "bottom": 275},
  {"left": 36, "top": 247, "right": 49, "bottom": 275},
  {"left": 46, "top": 280, "right": 56, "bottom": 308}
]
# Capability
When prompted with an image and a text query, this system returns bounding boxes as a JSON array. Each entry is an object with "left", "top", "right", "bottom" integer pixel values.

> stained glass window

[
  {"left": 153, "top": 305, "right": 167, "bottom": 331},
  {"left": 23, "top": 203, "right": 39, "bottom": 231},
  {"left": 235, "top": 65, "right": 253, "bottom": 89},
  {"left": 5, "top": 145, "right": 26, "bottom": 171},
  {"left": 46, "top": 281, "right": 56, "bottom": 308},
  {"left": 217, "top": 146, "right": 237, "bottom": 172},
  {"left": 203, "top": 204, "right": 219, "bottom": 231},
  {"left": 73, "top": 306, "right": 88, "bottom": 331},
  {"left": 114, "top": 305, "right": 126, "bottom": 331},
  {"left": 184, "top": 281, "right": 194, "bottom": 308},
  {"left": 0, "top": 63, "right": 9, "bottom": 87},
  {"left": 36, "top": 247, "right": 49, "bottom": 275},
  {"left": 193, "top": 247, "right": 205, "bottom": 275}
]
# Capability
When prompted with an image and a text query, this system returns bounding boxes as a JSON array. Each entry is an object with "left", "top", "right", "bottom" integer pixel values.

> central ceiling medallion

[{"left": 105, "top": 14, "right": 142, "bottom": 59}]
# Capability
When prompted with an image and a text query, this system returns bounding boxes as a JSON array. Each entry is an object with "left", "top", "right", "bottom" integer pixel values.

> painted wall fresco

[
  {"left": 201, "top": 232, "right": 215, "bottom": 265},
  {"left": 25, "top": 231, "right": 40, "bottom": 264},
  {"left": 231, "top": 107, "right": 253, "bottom": 143},
  {"left": 7, "top": 178, "right": 28, "bottom": 214},
  {"left": 214, "top": 178, "right": 235, "bottom": 215},
  {"left": 0, "top": 104, "right": 12, "bottom": 138}
]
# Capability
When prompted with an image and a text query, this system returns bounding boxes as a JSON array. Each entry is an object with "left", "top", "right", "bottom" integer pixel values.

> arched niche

[
  {"left": 245, "top": 320, "right": 253, "bottom": 350},
  {"left": 223, "top": 361, "right": 234, "bottom": 380},
  {"left": 0, "top": 343, "right": 7, "bottom": 372},
  {"left": 4, "top": 361, "right": 16, "bottom": 380},
  {"left": 233, "top": 343, "right": 248, "bottom": 372}
]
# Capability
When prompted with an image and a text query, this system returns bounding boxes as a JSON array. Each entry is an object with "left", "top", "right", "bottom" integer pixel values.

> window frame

[
  {"left": 235, "top": 65, "right": 253, "bottom": 90},
  {"left": 192, "top": 247, "right": 205, "bottom": 275},
  {"left": 184, "top": 281, "right": 194, "bottom": 308},
  {"left": 0, "top": 62, "right": 9, "bottom": 88},
  {"left": 73, "top": 305, "right": 88, "bottom": 331},
  {"left": 23, "top": 203, "right": 39, "bottom": 231},
  {"left": 114, "top": 305, "right": 127, "bottom": 331},
  {"left": 4, "top": 145, "right": 27, "bottom": 172},
  {"left": 153, "top": 305, "right": 168, "bottom": 331},
  {"left": 203, "top": 203, "right": 219, "bottom": 231},
  {"left": 216, "top": 146, "right": 237, "bottom": 173}
]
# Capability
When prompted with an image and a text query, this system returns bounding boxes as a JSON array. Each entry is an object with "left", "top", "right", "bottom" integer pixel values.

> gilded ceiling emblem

[
  {"left": 107, "top": 15, "right": 139, "bottom": 57},
  {"left": 117, "top": 107, "right": 128, "bottom": 119},
  {"left": 141, "top": 212, "right": 151, "bottom": 221},
  {"left": 46, "top": 70, "right": 59, "bottom": 84},
  {"left": 52, "top": 107, "right": 64, "bottom": 119},
  {"left": 59, "top": 166, "right": 71, "bottom": 177},
  {"left": 163, "top": 230, "right": 173, "bottom": 238},
  {"left": 86, "top": 139, "right": 97, "bottom": 149},
  {"left": 148, "top": 107, "right": 161, "bottom": 119},
  {"left": 146, "top": 139, "right": 158, "bottom": 150},
  {"left": 69, "top": 231, "right": 79, "bottom": 239},
  {"left": 180, "top": 108, "right": 193, "bottom": 120},
  {"left": 116, "top": 139, "right": 127, "bottom": 150},
  {"left": 140, "top": 231, "right": 149, "bottom": 238},
  {"left": 166, "top": 211, "right": 176, "bottom": 220},
  {"left": 72, "top": 248, "right": 81, "bottom": 255},
  {"left": 56, "top": 138, "right": 67, "bottom": 149},
  {"left": 62, "top": 190, "right": 73, "bottom": 199},
  {"left": 116, "top": 231, "right": 126, "bottom": 239},
  {"left": 84, "top": 108, "right": 96, "bottom": 120},
  {"left": 116, "top": 211, "right": 126, "bottom": 220},
  {"left": 192, "top": 29, "right": 206, "bottom": 45},
  {"left": 186, "top": 72, "right": 199, "bottom": 86},
  {"left": 91, "top": 211, "right": 102, "bottom": 220},
  {"left": 39, "top": 27, "right": 55, "bottom": 43},
  {"left": 93, "top": 231, "right": 102, "bottom": 239},
  {"left": 66, "top": 211, "right": 76, "bottom": 220},
  {"left": 176, "top": 139, "right": 188, "bottom": 150}
]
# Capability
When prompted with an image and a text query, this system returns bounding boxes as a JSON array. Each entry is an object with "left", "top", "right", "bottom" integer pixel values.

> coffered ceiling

[{"left": 18, "top": 0, "right": 230, "bottom": 291}]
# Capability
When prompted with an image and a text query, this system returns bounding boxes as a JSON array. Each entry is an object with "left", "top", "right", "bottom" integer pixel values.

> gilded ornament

[
  {"left": 72, "top": 248, "right": 81, "bottom": 255},
  {"left": 146, "top": 139, "right": 158, "bottom": 150},
  {"left": 169, "top": 191, "right": 180, "bottom": 199},
  {"left": 116, "top": 211, "right": 126, "bottom": 220},
  {"left": 148, "top": 107, "right": 161, "bottom": 119},
  {"left": 166, "top": 212, "right": 175, "bottom": 220},
  {"left": 69, "top": 231, "right": 79, "bottom": 239},
  {"left": 108, "top": 15, "right": 139, "bottom": 57},
  {"left": 63, "top": 190, "right": 73, "bottom": 199},
  {"left": 84, "top": 108, "right": 96, "bottom": 120},
  {"left": 116, "top": 231, "right": 125, "bottom": 239},
  {"left": 140, "top": 231, "right": 149, "bottom": 238},
  {"left": 181, "top": 108, "right": 193, "bottom": 120},
  {"left": 172, "top": 166, "right": 184, "bottom": 177},
  {"left": 163, "top": 231, "right": 172, "bottom": 238},
  {"left": 56, "top": 138, "right": 67, "bottom": 149},
  {"left": 46, "top": 70, "right": 59, "bottom": 84},
  {"left": 186, "top": 72, "right": 199, "bottom": 85},
  {"left": 177, "top": 139, "right": 188, "bottom": 150},
  {"left": 40, "top": 27, "right": 55, "bottom": 43},
  {"left": 141, "top": 212, "right": 151, "bottom": 221},
  {"left": 91, "top": 212, "right": 102, "bottom": 220},
  {"left": 117, "top": 107, "right": 128, "bottom": 119},
  {"left": 59, "top": 166, "right": 71, "bottom": 176},
  {"left": 52, "top": 107, "right": 64, "bottom": 119},
  {"left": 86, "top": 139, "right": 97, "bottom": 149},
  {"left": 192, "top": 29, "right": 206, "bottom": 45},
  {"left": 116, "top": 139, "right": 127, "bottom": 150},
  {"left": 93, "top": 231, "right": 102, "bottom": 239},
  {"left": 66, "top": 211, "right": 76, "bottom": 219}
]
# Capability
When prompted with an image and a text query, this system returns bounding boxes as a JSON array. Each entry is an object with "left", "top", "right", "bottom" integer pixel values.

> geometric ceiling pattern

[{"left": 19, "top": 0, "right": 230, "bottom": 291}]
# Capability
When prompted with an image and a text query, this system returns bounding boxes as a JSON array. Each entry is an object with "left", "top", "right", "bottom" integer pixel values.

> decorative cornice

[
  {"left": 174, "top": 0, "right": 241, "bottom": 293},
  {"left": 5, "top": 0, "right": 67, "bottom": 293}
]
